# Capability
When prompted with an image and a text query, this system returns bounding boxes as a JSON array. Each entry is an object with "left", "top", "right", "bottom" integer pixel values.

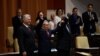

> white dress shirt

[
  {"left": 54, "top": 16, "right": 61, "bottom": 28},
  {"left": 23, "top": 23, "right": 29, "bottom": 28}
]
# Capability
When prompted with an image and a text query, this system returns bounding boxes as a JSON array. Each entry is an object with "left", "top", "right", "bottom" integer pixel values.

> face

[
  {"left": 58, "top": 9, "right": 63, "bottom": 16},
  {"left": 24, "top": 16, "right": 31, "bottom": 25},
  {"left": 39, "top": 12, "right": 44, "bottom": 18},
  {"left": 51, "top": 14, "right": 55, "bottom": 20},
  {"left": 88, "top": 5, "right": 93, "bottom": 12},
  {"left": 43, "top": 24, "right": 49, "bottom": 30},
  {"left": 17, "top": 9, "right": 22, "bottom": 16},
  {"left": 73, "top": 9, "right": 78, "bottom": 15}
]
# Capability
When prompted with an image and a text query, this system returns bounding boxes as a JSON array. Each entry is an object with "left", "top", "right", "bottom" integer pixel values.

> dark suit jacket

[
  {"left": 69, "top": 14, "right": 83, "bottom": 36},
  {"left": 38, "top": 29, "right": 52, "bottom": 53},
  {"left": 56, "top": 18, "right": 72, "bottom": 51},
  {"left": 82, "top": 11, "right": 98, "bottom": 35},
  {"left": 17, "top": 24, "right": 36, "bottom": 55},
  {"left": 12, "top": 16, "right": 23, "bottom": 38}
]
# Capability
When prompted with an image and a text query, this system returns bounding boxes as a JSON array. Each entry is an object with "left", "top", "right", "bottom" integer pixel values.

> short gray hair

[
  {"left": 43, "top": 20, "right": 49, "bottom": 25},
  {"left": 23, "top": 14, "right": 31, "bottom": 20}
]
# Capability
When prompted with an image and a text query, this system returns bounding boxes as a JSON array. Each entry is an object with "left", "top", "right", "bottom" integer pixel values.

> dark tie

[
  {"left": 28, "top": 26, "right": 31, "bottom": 32},
  {"left": 89, "top": 12, "right": 92, "bottom": 20},
  {"left": 46, "top": 31, "right": 50, "bottom": 38}
]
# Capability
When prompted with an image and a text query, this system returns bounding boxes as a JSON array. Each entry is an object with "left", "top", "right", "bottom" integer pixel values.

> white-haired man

[
  {"left": 17, "top": 14, "right": 37, "bottom": 56},
  {"left": 38, "top": 20, "right": 52, "bottom": 56}
]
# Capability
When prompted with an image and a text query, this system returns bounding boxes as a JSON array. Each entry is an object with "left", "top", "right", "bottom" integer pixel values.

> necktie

[
  {"left": 89, "top": 12, "right": 93, "bottom": 20},
  {"left": 89, "top": 12, "right": 93, "bottom": 29},
  {"left": 28, "top": 26, "right": 31, "bottom": 32},
  {"left": 89, "top": 12, "right": 91, "bottom": 16},
  {"left": 46, "top": 31, "right": 50, "bottom": 39}
]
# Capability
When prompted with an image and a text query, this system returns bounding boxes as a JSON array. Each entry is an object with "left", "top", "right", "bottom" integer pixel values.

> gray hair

[
  {"left": 43, "top": 20, "right": 49, "bottom": 25},
  {"left": 23, "top": 14, "right": 31, "bottom": 20}
]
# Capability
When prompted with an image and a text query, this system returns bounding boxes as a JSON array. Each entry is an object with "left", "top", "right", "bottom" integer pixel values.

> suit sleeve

[
  {"left": 82, "top": 13, "right": 85, "bottom": 24},
  {"left": 82, "top": 13, "right": 88, "bottom": 25},
  {"left": 56, "top": 22, "right": 65, "bottom": 32},
  {"left": 12, "top": 17, "right": 14, "bottom": 27},
  {"left": 79, "top": 16, "right": 83, "bottom": 26},
  {"left": 17, "top": 28, "right": 25, "bottom": 52},
  {"left": 94, "top": 12, "right": 98, "bottom": 23},
  {"left": 12, "top": 17, "right": 17, "bottom": 28}
]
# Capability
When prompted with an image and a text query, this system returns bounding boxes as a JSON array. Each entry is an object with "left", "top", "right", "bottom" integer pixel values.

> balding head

[
  {"left": 23, "top": 14, "right": 31, "bottom": 19},
  {"left": 23, "top": 14, "right": 31, "bottom": 25}
]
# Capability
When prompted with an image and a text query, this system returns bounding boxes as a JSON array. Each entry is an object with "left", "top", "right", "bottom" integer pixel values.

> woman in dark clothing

[{"left": 35, "top": 11, "right": 47, "bottom": 34}]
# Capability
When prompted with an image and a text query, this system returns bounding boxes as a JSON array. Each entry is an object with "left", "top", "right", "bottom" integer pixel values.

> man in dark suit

[
  {"left": 56, "top": 17, "right": 72, "bottom": 56},
  {"left": 12, "top": 9, "right": 23, "bottom": 39},
  {"left": 17, "top": 14, "right": 37, "bottom": 56},
  {"left": 82, "top": 4, "right": 98, "bottom": 47},
  {"left": 82, "top": 4, "right": 98, "bottom": 36},
  {"left": 12, "top": 9, "right": 23, "bottom": 51},
  {"left": 69, "top": 7, "right": 83, "bottom": 37},
  {"left": 38, "top": 20, "right": 52, "bottom": 56}
]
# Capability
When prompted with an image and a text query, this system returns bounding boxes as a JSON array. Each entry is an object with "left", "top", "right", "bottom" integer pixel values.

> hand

[
  {"left": 61, "top": 20, "right": 64, "bottom": 23},
  {"left": 22, "top": 51, "right": 27, "bottom": 56},
  {"left": 36, "top": 20, "right": 40, "bottom": 25}
]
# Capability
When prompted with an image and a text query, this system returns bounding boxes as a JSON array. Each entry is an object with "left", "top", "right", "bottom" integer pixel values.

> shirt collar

[{"left": 23, "top": 23, "right": 29, "bottom": 28}]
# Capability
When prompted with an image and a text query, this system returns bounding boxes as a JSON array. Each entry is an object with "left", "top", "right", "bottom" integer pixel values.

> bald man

[{"left": 17, "top": 14, "right": 37, "bottom": 56}]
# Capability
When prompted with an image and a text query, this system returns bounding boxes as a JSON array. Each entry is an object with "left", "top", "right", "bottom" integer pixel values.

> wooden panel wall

[
  {"left": 21, "top": 0, "right": 47, "bottom": 23},
  {"left": 0, "top": 0, "right": 65, "bottom": 53},
  {"left": 47, "top": 0, "right": 65, "bottom": 10},
  {"left": 0, "top": 0, "right": 7, "bottom": 53},
  {"left": 0, "top": 0, "right": 47, "bottom": 53}
]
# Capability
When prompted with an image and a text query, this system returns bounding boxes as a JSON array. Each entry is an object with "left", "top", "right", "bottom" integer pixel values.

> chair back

[
  {"left": 76, "top": 36, "right": 89, "bottom": 48},
  {"left": 7, "top": 27, "right": 14, "bottom": 46}
]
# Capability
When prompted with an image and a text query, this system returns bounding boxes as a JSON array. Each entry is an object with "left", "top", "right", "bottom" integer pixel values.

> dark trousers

[
  {"left": 39, "top": 53, "right": 51, "bottom": 56},
  {"left": 19, "top": 51, "right": 36, "bottom": 56},
  {"left": 57, "top": 49, "right": 70, "bottom": 56}
]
